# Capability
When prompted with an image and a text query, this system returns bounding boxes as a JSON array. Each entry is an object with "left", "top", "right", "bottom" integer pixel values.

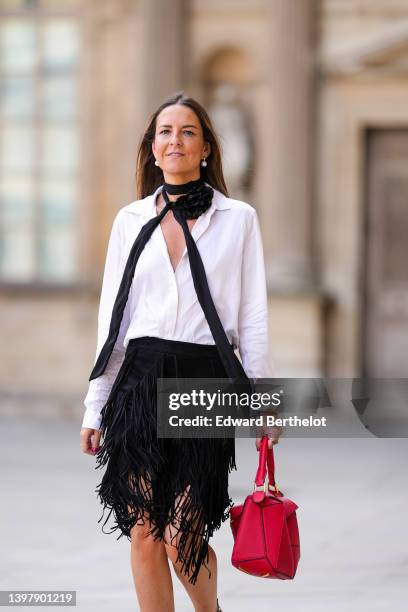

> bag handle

[{"left": 254, "top": 435, "right": 279, "bottom": 493}]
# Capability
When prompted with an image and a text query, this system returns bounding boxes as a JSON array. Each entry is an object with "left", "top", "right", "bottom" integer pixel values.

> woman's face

[{"left": 152, "top": 104, "right": 210, "bottom": 183}]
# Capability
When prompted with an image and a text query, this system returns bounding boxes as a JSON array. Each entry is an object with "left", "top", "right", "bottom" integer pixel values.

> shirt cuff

[{"left": 81, "top": 407, "right": 103, "bottom": 431}]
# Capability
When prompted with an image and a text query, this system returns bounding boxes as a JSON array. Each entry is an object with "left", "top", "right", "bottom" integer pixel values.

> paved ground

[{"left": 1, "top": 414, "right": 407, "bottom": 611}]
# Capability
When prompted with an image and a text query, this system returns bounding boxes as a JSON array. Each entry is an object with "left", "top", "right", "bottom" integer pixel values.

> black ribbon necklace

[
  {"left": 161, "top": 178, "right": 213, "bottom": 219},
  {"left": 88, "top": 178, "right": 249, "bottom": 384},
  {"left": 163, "top": 177, "right": 203, "bottom": 196}
]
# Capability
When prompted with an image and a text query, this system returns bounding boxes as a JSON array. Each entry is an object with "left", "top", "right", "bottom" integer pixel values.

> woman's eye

[{"left": 159, "top": 129, "right": 194, "bottom": 136}]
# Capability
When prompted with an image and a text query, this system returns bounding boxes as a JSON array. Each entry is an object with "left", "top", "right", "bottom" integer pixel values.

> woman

[{"left": 80, "top": 91, "right": 281, "bottom": 612}]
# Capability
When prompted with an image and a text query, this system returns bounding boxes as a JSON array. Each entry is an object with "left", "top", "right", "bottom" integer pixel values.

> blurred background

[
  {"left": 1, "top": 2, "right": 408, "bottom": 611},
  {"left": 1, "top": 0, "right": 408, "bottom": 420}
]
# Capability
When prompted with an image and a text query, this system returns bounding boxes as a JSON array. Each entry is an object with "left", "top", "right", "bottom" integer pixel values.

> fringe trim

[{"left": 94, "top": 353, "right": 236, "bottom": 585}]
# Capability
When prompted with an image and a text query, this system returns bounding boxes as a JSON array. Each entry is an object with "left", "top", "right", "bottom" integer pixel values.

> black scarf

[
  {"left": 88, "top": 179, "right": 248, "bottom": 383},
  {"left": 162, "top": 179, "right": 214, "bottom": 219}
]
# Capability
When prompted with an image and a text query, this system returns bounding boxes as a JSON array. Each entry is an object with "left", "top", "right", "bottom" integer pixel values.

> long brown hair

[{"left": 135, "top": 91, "right": 229, "bottom": 199}]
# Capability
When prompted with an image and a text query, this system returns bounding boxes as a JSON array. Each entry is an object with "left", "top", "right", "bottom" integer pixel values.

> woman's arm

[
  {"left": 238, "top": 208, "right": 281, "bottom": 448},
  {"left": 238, "top": 208, "right": 275, "bottom": 380},
  {"left": 82, "top": 211, "right": 130, "bottom": 431}
]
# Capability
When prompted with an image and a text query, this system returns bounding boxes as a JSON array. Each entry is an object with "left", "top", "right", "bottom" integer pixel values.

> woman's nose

[{"left": 169, "top": 132, "right": 182, "bottom": 145}]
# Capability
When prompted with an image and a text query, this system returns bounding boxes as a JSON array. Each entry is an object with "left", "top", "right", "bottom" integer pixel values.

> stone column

[
  {"left": 140, "top": 0, "right": 187, "bottom": 117},
  {"left": 265, "top": 0, "right": 316, "bottom": 291}
]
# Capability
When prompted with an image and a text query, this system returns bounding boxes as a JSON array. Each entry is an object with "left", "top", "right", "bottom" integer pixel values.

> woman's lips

[{"left": 167, "top": 153, "right": 184, "bottom": 156}]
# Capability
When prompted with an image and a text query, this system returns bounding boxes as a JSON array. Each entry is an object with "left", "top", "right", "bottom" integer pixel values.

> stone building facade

[{"left": 1, "top": 0, "right": 407, "bottom": 418}]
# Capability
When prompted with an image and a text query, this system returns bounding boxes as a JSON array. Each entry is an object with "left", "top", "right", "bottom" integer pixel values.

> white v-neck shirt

[{"left": 82, "top": 183, "right": 274, "bottom": 430}]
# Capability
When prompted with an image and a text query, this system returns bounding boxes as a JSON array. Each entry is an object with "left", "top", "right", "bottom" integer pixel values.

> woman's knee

[
  {"left": 163, "top": 524, "right": 182, "bottom": 565},
  {"left": 164, "top": 544, "right": 180, "bottom": 566},
  {"left": 130, "top": 517, "right": 164, "bottom": 559}
]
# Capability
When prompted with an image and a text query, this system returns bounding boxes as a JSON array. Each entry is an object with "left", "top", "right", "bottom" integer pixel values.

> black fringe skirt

[{"left": 94, "top": 336, "right": 236, "bottom": 585}]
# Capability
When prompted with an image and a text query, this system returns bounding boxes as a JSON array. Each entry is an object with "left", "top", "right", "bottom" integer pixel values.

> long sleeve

[
  {"left": 238, "top": 208, "right": 275, "bottom": 380},
  {"left": 82, "top": 212, "right": 130, "bottom": 431}
]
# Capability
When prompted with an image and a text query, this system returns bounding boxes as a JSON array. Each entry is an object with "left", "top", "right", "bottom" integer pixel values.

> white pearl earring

[
  {"left": 154, "top": 160, "right": 160, "bottom": 167},
  {"left": 201, "top": 158, "right": 207, "bottom": 167}
]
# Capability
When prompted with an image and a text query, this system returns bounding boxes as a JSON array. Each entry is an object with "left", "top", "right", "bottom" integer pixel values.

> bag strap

[{"left": 255, "top": 435, "right": 277, "bottom": 489}]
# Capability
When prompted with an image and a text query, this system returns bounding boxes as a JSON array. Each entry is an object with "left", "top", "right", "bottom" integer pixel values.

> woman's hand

[
  {"left": 255, "top": 418, "right": 283, "bottom": 450},
  {"left": 80, "top": 427, "right": 101, "bottom": 456}
]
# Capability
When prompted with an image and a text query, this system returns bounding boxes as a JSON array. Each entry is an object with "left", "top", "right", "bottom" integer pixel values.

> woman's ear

[{"left": 204, "top": 141, "right": 211, "bottom": 157}]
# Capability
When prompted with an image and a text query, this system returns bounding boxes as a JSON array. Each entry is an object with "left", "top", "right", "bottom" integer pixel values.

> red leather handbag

[{"left": 230, "top": 436, "right": 300, "bottom": 579}]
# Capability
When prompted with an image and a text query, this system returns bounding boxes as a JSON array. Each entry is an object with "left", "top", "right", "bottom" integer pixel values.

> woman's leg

[
  {"left": 163, "top": 486, "right": 218, "bottom": 612},
  {"left": 166, "top": 538, "right": 218, "bottom": 612},
  {"left": 130, "top": 516, "right": 175, "bottom": 612},
  {"left": 128, "top": 474, "right": 175, "bottom": 612}
]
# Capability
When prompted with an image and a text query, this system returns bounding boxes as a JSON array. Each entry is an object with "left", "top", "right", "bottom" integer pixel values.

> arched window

[{"left": 202, "top": 47, "right": 255, "bottom": 200}]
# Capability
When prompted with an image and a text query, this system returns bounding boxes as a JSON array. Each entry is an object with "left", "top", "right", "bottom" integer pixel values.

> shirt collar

[{"left": 122, "top": 182, "right": 231, "bottom": 218}]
